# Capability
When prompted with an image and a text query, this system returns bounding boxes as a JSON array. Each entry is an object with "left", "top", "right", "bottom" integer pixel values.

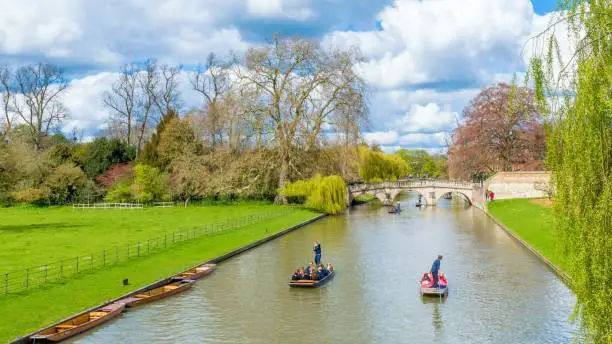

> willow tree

[
  {"left": 529, "top": 1, "right": 611, "bottom": 341},
  {"left": 236, "top": 36, "right": 367, "bottom": 204}
]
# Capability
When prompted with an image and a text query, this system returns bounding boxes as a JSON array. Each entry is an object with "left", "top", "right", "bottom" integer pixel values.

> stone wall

[{"left": 484, "top": 172, "right": 551, "bottom": 200}]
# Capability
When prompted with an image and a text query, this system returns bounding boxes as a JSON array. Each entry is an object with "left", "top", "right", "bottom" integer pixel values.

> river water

[{"left": 70, "top": 194, "right": 576, "bottom": 344}]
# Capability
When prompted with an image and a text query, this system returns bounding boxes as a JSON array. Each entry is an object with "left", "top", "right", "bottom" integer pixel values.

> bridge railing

[{"left": 348, "top": 179, "right": 480, "bottom": 192}]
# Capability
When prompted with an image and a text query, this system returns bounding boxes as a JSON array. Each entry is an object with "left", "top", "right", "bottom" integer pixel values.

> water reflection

[{"left": 72, "top": 193, "right": 576, "bottom": 344}]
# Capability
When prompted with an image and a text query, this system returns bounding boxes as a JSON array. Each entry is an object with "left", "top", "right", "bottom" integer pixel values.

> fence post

[{"left": 25, "top": 269, "right": 29, "bottom": 289}]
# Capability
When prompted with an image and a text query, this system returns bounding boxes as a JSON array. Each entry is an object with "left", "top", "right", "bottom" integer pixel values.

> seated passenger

[
  {"left": 327, "top": 263, "right": 334, "bottom": 272},
  {"left": 304, "top": 265, "right": 311, "bottom": 276},
  {"left": 291, "top": 269, "right": 302, "bottom": 281}
]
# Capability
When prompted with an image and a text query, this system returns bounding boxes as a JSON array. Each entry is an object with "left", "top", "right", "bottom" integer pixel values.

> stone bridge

[{"left": 348, "top": 180, "right": 485, "bottom": 207}]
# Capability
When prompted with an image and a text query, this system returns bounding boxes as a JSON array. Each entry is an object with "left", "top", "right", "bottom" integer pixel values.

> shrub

[{"left": 11, "top": 187, "right": 51, "bottom": 206}]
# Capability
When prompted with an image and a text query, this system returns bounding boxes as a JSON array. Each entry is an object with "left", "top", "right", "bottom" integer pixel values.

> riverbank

[
  {"left": 0, "top": 205, "right": 318, "bottom": 343},
  {"left": 487, "top": 199, "right": 570, "bottom": 278}
]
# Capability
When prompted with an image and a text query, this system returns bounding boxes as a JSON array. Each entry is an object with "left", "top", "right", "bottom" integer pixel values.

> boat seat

[
  {"left": 164, "top": 285, "right": 179, "bottom": 291},
  {"left": 89, "top": 312, "right": 108, "bottom": 317},
  {"left": 135, "top": 294, "right": 150, "bottom": 298},
  {"left": 56, "top": 324, "right": 77, "bottom": 330}
]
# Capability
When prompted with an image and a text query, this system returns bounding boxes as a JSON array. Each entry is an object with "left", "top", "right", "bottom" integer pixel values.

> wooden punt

[
  {"left": 30, "top": 302, "right": 125, "bottom": 342},
  {"left": 289, "top": 270, "right": 335, "bottom": 288},
  {"left": 118, "top": 279, "right": 194, "bottom": 307},
  {"left": 175, "top": 263, "right": 216, "bottom": 280}
]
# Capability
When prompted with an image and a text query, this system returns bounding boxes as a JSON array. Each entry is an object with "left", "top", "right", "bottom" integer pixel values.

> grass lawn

[
  {"left": 0, "top": 205, "right": 318, "bottom": 342},
  {"left": 0, "top": 204, "right": 298, "bottom": 272},
  {"left": 487, "top": 199, "right": 568, "bottom": 273}
]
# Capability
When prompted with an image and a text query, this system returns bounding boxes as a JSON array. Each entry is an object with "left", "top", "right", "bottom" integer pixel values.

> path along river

[{"left": 70, "top": 194, "right": 576, "bottom": 344}]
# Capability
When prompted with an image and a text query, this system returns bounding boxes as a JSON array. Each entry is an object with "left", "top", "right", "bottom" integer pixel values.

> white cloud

[
  {"left": 247, "top": 0, "right": 313, "bottom": 20},
  {"left": 394, "top": 103, "right": 457, "bottom": 133},
  {"left": 0, "top": 0, "right": 250, "bottom": 66},
  {"left": 323, "top": 0, "right": 534, "bottom": 89},
  {"left": 61, "top": 72, "right": 118, "bottom": 133},
  {"left": 398, "top": 132, "right": 448, "bottom": 147},
  {"left": 363, "top": 131, "right": 399, "bottom": 145}
]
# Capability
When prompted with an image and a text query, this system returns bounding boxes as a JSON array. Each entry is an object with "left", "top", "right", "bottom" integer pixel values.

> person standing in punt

[
  {"left": 431, "top": 255, "right": 443, "bottom": 287},
  {"left": 313, "top": 241, "right": 322, "bottom": 265}
]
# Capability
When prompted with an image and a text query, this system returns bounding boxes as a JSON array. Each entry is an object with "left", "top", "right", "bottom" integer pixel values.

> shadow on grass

[{"left": 0, "top": 223, "right": 86, "bottom": 233}]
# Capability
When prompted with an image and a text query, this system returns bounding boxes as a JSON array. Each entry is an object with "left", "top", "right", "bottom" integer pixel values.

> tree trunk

[{"left": 274, "top": 153, "right": 288, "bottom": 204}]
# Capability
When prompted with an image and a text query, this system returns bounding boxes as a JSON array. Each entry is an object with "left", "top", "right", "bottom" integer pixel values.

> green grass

[
  {"left": 487, "top": 199, "right": 568, "bottom": 272},
  {"left": 0, "top": 204, "right": 297, "bottom": 272},
  {"left": 0, "top": 205, "right": 318, "bottom": 342}
]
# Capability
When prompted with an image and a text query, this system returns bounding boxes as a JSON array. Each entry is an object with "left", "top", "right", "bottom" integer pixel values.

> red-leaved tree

[{"left": 448, "top": 83, "right": 545, "bottom": 180}]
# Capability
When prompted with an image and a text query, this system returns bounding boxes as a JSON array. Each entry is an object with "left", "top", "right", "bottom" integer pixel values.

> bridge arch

[{"left": 437, "top": 191, "right": 472, "bottom": 206}]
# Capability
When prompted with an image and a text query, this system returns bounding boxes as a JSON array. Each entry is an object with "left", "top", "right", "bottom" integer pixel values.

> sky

[{"left": 0, "top": 0, "right": 566, "bottom": 153}]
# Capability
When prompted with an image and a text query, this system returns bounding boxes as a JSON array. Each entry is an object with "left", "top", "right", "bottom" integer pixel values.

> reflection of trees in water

[{"left": 421, "top": 296, "right": 445, "bottom": 334}]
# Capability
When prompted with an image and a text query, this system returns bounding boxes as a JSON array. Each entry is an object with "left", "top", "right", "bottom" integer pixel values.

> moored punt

[
  {"left": 175, "top": 263, "right": 216, "bottom": 280},
  {"left": 289, "top": 270, "right": 335, "bottom": 288},
  {"left": 30, "top": 302, "right": 125, "bottom": 342},
  {"left": 118, "top": 279, "right": 194, "bottom": 307},
  {"left": 388, "top": 207, "right": 401, "bottom": 213},
  {"left": 419, "top": 272, "right": 448, "bottom": 296}
]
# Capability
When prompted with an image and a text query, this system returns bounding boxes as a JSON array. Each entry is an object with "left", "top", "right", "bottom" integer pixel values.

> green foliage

[
  {"left": 11, "top": 187, "right": 51, "bottom": 206},
  {"left": 131, "top": 164, "right": 169, "bottom": 202},
  {"left": 140, "top": 110, "right": 179, "bottom": 168},
  {"left": 104, "top": 181, "right": 133, "bottom": 203},
  {"left": 529, "top": 1, "right": 611, "bottom": 341},
  {"left": 281, "top": 174, "right": 347, "bottom": 214},
  {"left": 398, "top": 149, "right": 448, "bottom": 178},
  {"left": 358, "top": 146, "right": 410, "bottom": 182},
  {"left": 44, "top": 163, "right": 88, "bottom": 204},
  {"left": 81, "top": 138, "right": 136, "bottom": 178}
]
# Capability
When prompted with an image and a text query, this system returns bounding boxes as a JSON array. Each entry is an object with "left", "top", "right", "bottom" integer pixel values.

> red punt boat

[{"left": 419, "top": 272, "right": 448, "bottom": 296}]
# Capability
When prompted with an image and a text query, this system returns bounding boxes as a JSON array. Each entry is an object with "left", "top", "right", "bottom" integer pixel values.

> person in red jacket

[{"left": 490, "top": 191, "right": 495, "bottom": 201}]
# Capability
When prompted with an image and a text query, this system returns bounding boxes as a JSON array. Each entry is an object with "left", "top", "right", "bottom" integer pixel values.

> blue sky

[{"left": 0, "top": 0, "right": 563, "bottom": 152}]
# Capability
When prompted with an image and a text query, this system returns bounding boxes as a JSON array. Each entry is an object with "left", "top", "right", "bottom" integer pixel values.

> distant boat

[
  {"left": 289, "top": 270, "right": 336, "bottom": 288},
  {"left": 118, "top": 279, "right": 194, "bottom": 307},
  {"left": 30, "top": 303, "right": 125, "bottom": 342},
  {"left": 175, "top": 263, "right": 216, "bottom": 280},
  {"left": 415, "top": 203, "right": 423, "bottom": 208},
  {"left": 388, "top": 207, "right": 401, "bottom": 213},
  {"left": 419, "top": 272, "right": 448, "bottom": 296}
]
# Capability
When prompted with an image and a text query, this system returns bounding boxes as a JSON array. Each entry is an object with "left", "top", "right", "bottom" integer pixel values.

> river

[{"left": 69, "top": 194, "right": 576, "bottom": 343}]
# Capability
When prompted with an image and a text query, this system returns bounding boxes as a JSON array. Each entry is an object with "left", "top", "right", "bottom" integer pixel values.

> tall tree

[
  {"left": 12, "top": 63, "right": 69, "bottom": 150},
  {"left": 0, "top": 65, "right": 15, "bottom": 137},
  {"left": 136, "top": 59, "right": 159, "bottom": 153},
  {"left": 530, "top": 0, "right": 611, "bottom": 341},
  {"left": 154, "top": 63, "right": 183, "bottom": 117},
  {"left": 104, "top": 64, "right": 139, "bottom": 146},
  {"left": 190, "top": 53, "right": 232, "bottom": 148},
  {"left": 448, "top": 82, "right": 545, "bottom": 180},
  {"left": 236, "top": 36, "right": 366, "bottom": 203}
]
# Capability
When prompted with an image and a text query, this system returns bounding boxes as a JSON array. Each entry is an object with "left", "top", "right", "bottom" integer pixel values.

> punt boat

[
  {"left": 30, "top": 303, "right": 125, "bottom": 342},
  {"left": 289, "top": 270, "right": 336, "bottom": 288},
  {"left": 118, "top": 279, "right": 194, "bottom": 307},
  {"left": 419, "top": 272, "right": 448, "bottom": 296},
  {"left": 175, "top": 263, "right": 216, "bottom": 280}
]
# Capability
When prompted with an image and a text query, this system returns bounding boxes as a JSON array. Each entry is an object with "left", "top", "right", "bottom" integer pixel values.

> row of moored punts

[{"left": 30, "top": 264, "right": 216, "bottom": 342}]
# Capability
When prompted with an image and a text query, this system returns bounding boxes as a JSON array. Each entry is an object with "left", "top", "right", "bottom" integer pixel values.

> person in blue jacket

[
  {"left": 431, "top": 255, "right": 443, "bottom": 287},
  {"left": 313, "top": 241, "right": 322, "bottom": 265}
]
